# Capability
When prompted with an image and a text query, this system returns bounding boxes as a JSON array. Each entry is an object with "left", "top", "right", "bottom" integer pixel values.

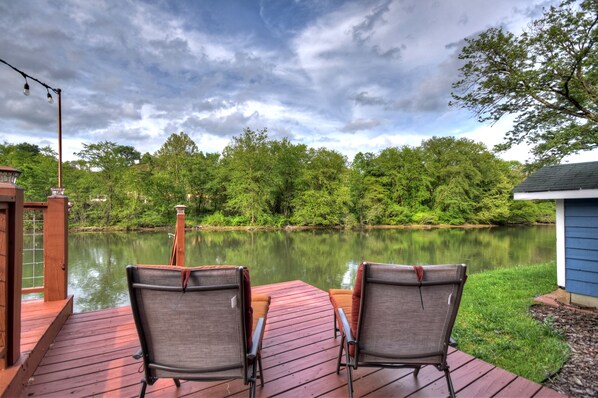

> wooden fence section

[
  {"left": 22, "top": 281, "right": 564, "bottom": 397},
  {"left": 21, "top": 198, "right": 69, "bottom": 301}
]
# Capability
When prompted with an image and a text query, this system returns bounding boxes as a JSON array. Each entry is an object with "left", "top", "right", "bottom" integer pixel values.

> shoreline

[{"left": 70, "top": 222, "right": 555, "bottom": 233}]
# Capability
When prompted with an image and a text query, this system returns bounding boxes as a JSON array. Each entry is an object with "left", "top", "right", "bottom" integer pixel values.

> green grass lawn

[{"left": 452, "top": 262, "right": 570, "bottom": 382}]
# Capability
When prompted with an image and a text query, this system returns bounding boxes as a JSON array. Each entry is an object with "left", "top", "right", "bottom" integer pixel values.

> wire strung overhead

[
  {"left": 0, "top": 57, "right": 64, "bottom": 189},
  {"left": 0, "top": 57, "right": 61, "bottom": 102}
]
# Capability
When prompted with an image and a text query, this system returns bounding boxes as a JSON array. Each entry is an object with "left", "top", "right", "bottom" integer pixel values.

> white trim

[
  {"left": 514, "top": 189, "right": 598, "bottom": 200},
  {"left": 556, "top": 200, "right": 566, "bottom": 288}
]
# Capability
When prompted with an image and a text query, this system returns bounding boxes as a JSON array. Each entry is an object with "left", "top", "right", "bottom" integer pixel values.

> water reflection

[{"left": 68, "top": 226, "right": 556, "bottom": 313}]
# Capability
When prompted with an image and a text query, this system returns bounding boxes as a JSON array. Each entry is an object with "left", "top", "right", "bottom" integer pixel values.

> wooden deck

[
  {"left": 21, "top": 281, "right": 564, "bottom": 397},
  {"left": 0, "top": 296, "right": 72, "bottom": 397}
]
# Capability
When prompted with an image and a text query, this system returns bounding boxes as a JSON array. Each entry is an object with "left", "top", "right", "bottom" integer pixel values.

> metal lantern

[{"left": 0, "top": 166, "right": 21, "bottom": 185}]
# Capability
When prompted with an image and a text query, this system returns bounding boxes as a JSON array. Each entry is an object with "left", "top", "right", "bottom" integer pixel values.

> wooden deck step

[{"left": 21, "top": 282, "right": 563, "bottom": 397}]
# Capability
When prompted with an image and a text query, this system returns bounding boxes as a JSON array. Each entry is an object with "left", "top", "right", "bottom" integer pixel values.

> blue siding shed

[
  {"left": 513, "top": 161, "right": 598, "bottom": 307},
  {"left": 565, "top": 199, "right": 598, "bottom": 297}
]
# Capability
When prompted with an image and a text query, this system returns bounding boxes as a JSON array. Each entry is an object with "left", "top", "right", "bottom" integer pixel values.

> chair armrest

[
  {"left": 337, "top": 308, "right": 355, "bottom": 344},
  {"left": 133, "top": 347, "right": 143, "bottom": 360},
  {"left": 248, "top": 317, "right": 265, "bottom": 360}
]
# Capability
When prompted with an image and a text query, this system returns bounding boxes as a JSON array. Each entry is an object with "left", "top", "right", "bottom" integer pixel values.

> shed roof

[{"left": 513, "top": 161, "right": 598, "bottom": 200}]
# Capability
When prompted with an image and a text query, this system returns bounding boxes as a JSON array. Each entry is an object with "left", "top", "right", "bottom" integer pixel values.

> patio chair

[
  {"left": 329, "top": 262, "right": 467, "bottom": 398},
  {"left": 127, "top": 265, "right": 270, "bottom": 398}
]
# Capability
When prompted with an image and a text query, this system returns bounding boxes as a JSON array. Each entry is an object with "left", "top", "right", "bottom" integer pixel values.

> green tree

[
  {"left": 119, "top": 162, "right": 152, "bottom": 228},
  {"left": 270, "top": 139, "right": 308, "bottom": 219},
  {"left": 220, "top": 128, "right": 276, "bottom": 225},
  {"left": 474, "top": 173, "right": 511, "bottom": 224},
  {"left": 360, "top": 176, "right": 389, "bottom": 225},
  {"left": 75, "top": 141, "right": 140, "bottom": 225},
  {"left": 374, "top": 146, "right": 431, "bottom": 223},
  {"left": 422, "top": 137, "right": 502, "bottom": 224},
  {"left": 63, "top": 159, "right": 98, "bottom": 226},
  {"left": 349, "top": 152, "right": 379, "bottom": 224},
  {"left": 188, "top": 152, "right": 222, "bottom": 217},
  {"left": 0, "top": 143, "right": 57, "bottom": 201},
  {"left": 146, "top": 132, "right": 198, "bottom": 220},
  {"left": 155, "top": 132, "right": 198, "bottom": 187},
  {"left": 1, "top": 131, "right": 559, "bottom": 229},
  {"left": 451, "top": 0, "right": 598, "bottom": 163},
  {"left": 292, "top": 148, "right": 352, "bottom": 226}
]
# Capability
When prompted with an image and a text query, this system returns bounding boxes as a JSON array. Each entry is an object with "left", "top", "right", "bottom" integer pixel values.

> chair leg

[
  {"left": 138, "top": 379, "right": 147, "bottom": 398},
  {"left": 413, "top": 366, "right": 421, "bottom": 377},
  {"left": 333, "top": 313, "right": 338, "bottom": 338},
  {"left": 344, "top": 341, "right": 354, "bottom": 398},
  {"left": 347, "top": 365, "right": 354, "bottom": 398},
  {"left": 258, "top": 352, "right": 265, "bottom": 387},
  {"left": 173, "top": 378, "right": 181, "bottom": 387},
  {"left": 336, "top": 335, "right": 345, "bottom": 374},
  {"left": 444, "top": 368, "right": 456, "bottom": 398},
  {"left": 248, "top": 356, "right": 259, "bottom": 396}
]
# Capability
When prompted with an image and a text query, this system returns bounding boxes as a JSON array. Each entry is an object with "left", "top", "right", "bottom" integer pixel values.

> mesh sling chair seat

[
  {"left": 329, "top": 262, "right": 467, "bottom": 398},
  {"left": 127, "top": 265, "right": 270, "bottom": 398}
]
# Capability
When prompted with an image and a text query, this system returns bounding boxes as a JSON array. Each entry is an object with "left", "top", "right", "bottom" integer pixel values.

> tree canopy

[
  {"left": 451, "top": 0, "right": 598, "bottom": 163},
  {"left": 2, "top": 129, "right": 554, "bottom": 229}
]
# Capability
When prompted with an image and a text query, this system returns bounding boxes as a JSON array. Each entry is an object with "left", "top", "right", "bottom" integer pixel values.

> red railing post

[
  {"left": 175, "top": 205, "right": 186, "bottom": 267},
  {"left": 0, "top": 167, "right": 24, "bottom": 368},
  {"left": 43, "top": 194, "right": 68, "bottom": 301}
]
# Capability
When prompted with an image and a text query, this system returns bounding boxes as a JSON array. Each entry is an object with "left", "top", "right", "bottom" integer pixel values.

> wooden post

[
  {"left": 0, "top": 167, "right": 24, "bottom": 368},
  {"left": 44, "top": 194, "right": 68, "bottom": 301},
  {"left": 175, "top": 205, "right": 186, "bottom": 267}
]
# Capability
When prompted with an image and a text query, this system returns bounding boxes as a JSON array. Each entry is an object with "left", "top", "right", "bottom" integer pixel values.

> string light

[
  {"left": 22, "top": 73, "right": 30, "bottom": 96},
  {"left": 1, "top": 59, "right": 60, "bottom": 98},
  {"left": 0, "top": 57, "right": 64, "bottom": 189}
]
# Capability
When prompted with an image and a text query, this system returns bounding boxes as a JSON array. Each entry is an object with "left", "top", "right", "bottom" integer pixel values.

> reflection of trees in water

[
  {"left": 68, "top": 226, "right": 556, "bottom": 312},
  {"left": 356, "top": 227, "right": 555, "bottom": 273},
  {"left": 187, "top": 230, "right": 352, "bottom": 290},
  {"left": 68, "top": 232, "right": 171, "bottom": 312}
]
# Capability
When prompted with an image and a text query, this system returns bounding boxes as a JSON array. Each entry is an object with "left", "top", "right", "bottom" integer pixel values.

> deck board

[
  {"left": 0, "top": 297, "right": 72, "bottom": 397},
  {"left": 22, "top": 281, "right": 563, "bottom": 397}
]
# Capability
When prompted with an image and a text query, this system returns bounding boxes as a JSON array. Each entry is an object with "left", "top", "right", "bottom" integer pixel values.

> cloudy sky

[{"left": 0, "top": 0, "right": 594, "bottom": 164}]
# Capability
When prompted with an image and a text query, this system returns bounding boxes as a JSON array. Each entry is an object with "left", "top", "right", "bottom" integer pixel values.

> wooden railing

[
  {"left": 21, "top": 198, "right": 68, "bottom": 301},
  {"left": 0, "top": 172, "right": 69, "bottom": 368},
  {"left": 169, "top": 205, "right": 186, "bottom": 266}
]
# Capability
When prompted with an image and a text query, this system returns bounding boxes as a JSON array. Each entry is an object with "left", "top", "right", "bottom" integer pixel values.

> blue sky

[{"left": 1, "top": 0, "right": 594, "bottom": 163}]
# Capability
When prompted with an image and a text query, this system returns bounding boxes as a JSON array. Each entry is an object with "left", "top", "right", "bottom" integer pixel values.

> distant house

[{"left": 513, "top": 161, "right": 598, "bottom": 309}]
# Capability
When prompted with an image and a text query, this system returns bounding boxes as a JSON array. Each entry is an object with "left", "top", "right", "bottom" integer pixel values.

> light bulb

[
  {"left": 47, "top": 92, "right": 54, "bottom": 104},
  {"left": 23, "top": 82, "right": 30, "bottom": 96}
]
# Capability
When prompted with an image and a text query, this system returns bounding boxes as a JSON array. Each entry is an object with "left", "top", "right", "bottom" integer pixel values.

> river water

[{"left": 62, "top": 226, "right": 555, "bottom": 312}]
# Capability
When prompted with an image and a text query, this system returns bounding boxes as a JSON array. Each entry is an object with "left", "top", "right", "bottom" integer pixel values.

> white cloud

[
  {"left": 457, "top": 115, "right": 534, "bottom": 161},
  {"left": 1, "top": 0, "right": 583, "bottom": 169}
]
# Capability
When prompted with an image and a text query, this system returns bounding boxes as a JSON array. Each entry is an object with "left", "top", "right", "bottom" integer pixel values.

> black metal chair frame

[
  {"left": 127, "top": 266, "right": 266, "bottom": 398},
  {"left": 335, "top": 263, "right": 467, "bottom": 398}
]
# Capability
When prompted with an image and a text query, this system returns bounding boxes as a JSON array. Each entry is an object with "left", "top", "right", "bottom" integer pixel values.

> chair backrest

[
  {"left": 127, "top": 265, "right": 250, "bottom": 382},
  {"left": 355, "top": 262, "right": 467, "bottom": 366}
]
